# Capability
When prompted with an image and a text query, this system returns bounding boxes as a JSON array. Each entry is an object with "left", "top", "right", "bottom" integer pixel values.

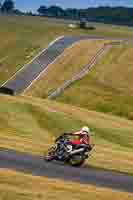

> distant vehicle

[
  {"left": 44, "top": 133, "right": 94, "bottom": 167},
  {"left": 79, "top": 18, "right": 96, "bottom": 30},
  {"left": 68, "top": 23, "right": 77, "bottom": 28}
]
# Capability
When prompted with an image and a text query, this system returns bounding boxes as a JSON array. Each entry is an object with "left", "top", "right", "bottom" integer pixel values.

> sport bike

[{"left": 44, "top": 134, "right": 93, "bottom": 167}]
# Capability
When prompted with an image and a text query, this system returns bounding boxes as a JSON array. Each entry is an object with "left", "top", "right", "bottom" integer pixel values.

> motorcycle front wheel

[{"left": 44, "top": 145, "right": 57, "bottom": 162}]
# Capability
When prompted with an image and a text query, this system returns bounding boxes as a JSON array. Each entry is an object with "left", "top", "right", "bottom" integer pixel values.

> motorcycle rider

[
  {"left": 64, "top": 126, "right": 93, "bottom": 153},
  {"left": 45, "top": 126, "right": 93, "bottom": 162}
]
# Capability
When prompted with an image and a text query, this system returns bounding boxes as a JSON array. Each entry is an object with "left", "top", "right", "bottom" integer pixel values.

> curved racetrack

[
  {"left": 0, "top": 148, "right": 133, "bottom": 193},
  {"left": 0, "top": 36, "right": 124, "bottom": 95}
]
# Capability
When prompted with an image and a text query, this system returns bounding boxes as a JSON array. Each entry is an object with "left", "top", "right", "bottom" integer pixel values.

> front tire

[{"left": 44, "top": 145, "right": 57, "bottom": 162}]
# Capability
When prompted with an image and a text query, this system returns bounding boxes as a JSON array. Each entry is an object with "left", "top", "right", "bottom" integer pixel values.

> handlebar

[{"left": 55, "top": 134, "right": 69, "bottom": 142}]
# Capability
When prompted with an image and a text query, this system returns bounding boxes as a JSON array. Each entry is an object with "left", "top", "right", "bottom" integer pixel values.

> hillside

[
  {"left": 1, "top": 15, "right": 133, "bottom": 86},
  {"left": 0, "top": 94, "right": 133, "bottom": 175},
  {"left": 55, "top": 43, "right": 133, "bottom": 120},
  {"left": 25, "top": 39, "right": 108, "bottom": 97},
  {"left": 0, "top": 15, "right": 86, "bottom": 85},
  {"left": 26, "top": 37, "right": 133, "bottom": 120},
  {"left": 1, "top": 15, "right": 133, "bottom": 198}
]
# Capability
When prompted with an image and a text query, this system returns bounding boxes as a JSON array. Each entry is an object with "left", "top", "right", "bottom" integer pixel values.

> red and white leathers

[{"left": 70, "top": 129, "right": 91, "bottom": 146}]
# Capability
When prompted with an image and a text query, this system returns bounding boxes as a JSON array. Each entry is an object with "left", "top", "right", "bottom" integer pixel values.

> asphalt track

[
  {"left": 0, "top": 36, "right": 78, "bottom": 94},
  {"left": 0, "top": 35, "right": 126, "bottom": 95},
  {"left": 0, "top": 148, "right": 133, "bottom": 193}
]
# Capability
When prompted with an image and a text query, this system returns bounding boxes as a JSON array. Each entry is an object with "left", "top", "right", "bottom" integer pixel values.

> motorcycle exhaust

[{"left": 69, "top": 148, "right": 84, "bottom": 156}]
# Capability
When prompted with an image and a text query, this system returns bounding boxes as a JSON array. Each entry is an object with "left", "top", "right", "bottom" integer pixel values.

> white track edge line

[
  {"left": 22, "top": 40, "right": 83, "bottom": 94},
  {"left": 1, "top": 36, "right": 64, "bottom": 87},
  {"left": 23, "top": 38, "right": 114, "bottom": 94}
]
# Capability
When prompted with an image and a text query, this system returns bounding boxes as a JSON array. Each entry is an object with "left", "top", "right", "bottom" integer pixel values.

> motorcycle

[{"left": 44, "top": 134, "right": 93, "bottom": 167}]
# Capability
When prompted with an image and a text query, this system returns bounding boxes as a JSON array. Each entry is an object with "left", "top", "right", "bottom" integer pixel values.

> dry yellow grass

[
  {"left": 0, "top": 133, "right": 51, "bottom": 155},
  {"left": 25, "top": 40, "right": 107, "bottom": 98},
  {"left": 91, "top": 44, "right": 133, "bottom": 93},
  {"left": 0, "top": 169, "right": 133, "bottom": 200},
  {"left": 57, "top": 43, "right": 133, "bottom": 120}
]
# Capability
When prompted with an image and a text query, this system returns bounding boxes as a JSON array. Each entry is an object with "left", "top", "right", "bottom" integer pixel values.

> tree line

[
  {"left": 37, "top": 5, "right": 133, "bottom": 25},
  {"left": 1, "top": 0, "right": 133, "bottom": 26},
  {"left": 0, "top": 0, "right": 14, "bottom": 13},
  {"left": 0, "top": 0, "right": 25, "bottom": 14}
]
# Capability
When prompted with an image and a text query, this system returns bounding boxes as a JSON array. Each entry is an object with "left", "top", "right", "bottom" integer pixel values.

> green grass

[
  {"left": 1, "top": 15, "right": 133, "bottom": 85},
  {"left": 0, "top": 94, "right": 133, "bottom": 175},
  {"left": 0, "top": 170, "right": 133, "bottom": 200},
  {"left": 57, "top": 43, "right": 133, "bottom": 120}
]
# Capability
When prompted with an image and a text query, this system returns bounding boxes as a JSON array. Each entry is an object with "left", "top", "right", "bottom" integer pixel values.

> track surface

[
  {"left": 0, "top": 36, "right": 77, "bottom": 94},
  {"left": 0, "top": 148, "right": 133, "bottom": 193},
  {"left": 0, "top": 35, "right": 125, "bottom": 95}
]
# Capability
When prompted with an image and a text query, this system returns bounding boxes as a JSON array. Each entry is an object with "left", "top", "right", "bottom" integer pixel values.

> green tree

[
  {"left": 37, "top": 6, "right": 47, "bottom": 16},
  {"left": 1, "top": 0, "right": 15, "bottom": 13},
  {"left": 65, "top": 8, "right": 79, "bottom": 19},
  {"left": 47, "top": 6, "right": 64, "bottom": 17}
]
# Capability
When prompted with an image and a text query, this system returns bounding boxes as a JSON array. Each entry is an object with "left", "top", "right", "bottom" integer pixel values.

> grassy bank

[
  {"left": 0, "top": 94, "right": 133, "bottom": 175},
  {"left": 57, "top": 43, "right": 133, "bottom": 120},
  {"left": 0, "top": 169, "right": 133, "bottom": 200}
]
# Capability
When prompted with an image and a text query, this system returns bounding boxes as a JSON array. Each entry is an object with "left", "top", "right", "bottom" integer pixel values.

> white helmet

[{"left": 81, "top": 126, "right": 91, "bottom": 135}]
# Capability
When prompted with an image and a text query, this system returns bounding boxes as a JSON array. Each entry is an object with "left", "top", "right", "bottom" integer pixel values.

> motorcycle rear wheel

[{"left": 68, "top": 155, "right": 85, "bottom": 167}]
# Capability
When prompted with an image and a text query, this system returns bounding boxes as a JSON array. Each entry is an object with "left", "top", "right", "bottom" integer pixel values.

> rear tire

[
  {"left": 68, "top": 155, "right": 85, "bottom": 167},
  {"left": 44, "top": 155, "right": 54, "bottom": 162}
]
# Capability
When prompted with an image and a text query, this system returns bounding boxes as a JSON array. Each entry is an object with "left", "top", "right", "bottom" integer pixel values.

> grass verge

[{"left": 0, "top": 169, "right": 133, "bottom": 200}]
